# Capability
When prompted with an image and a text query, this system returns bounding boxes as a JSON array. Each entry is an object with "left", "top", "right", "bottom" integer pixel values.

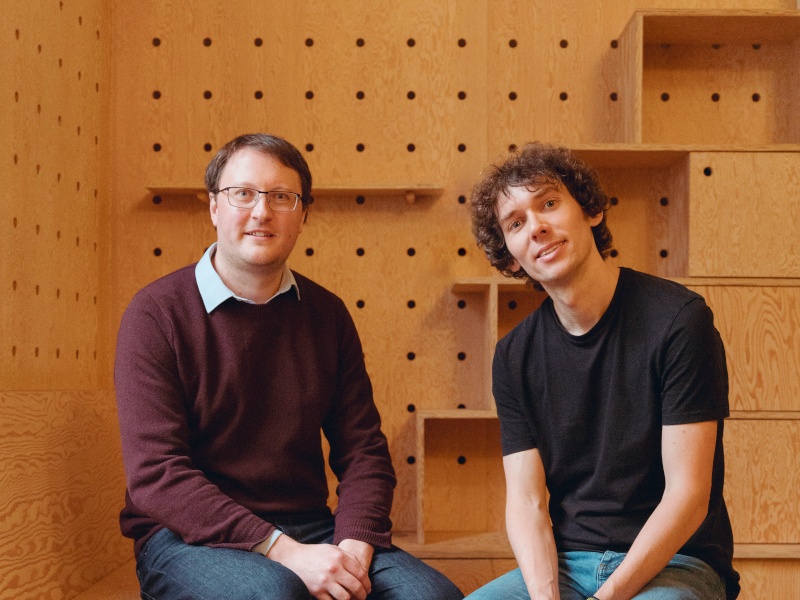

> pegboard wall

[
  {"left": 3, "top": 0, "right": 111, "bottom": 391},
  {"left": 3, "top": 0, "right": 800, "bottom": 597},
  {"left": 108, "top": 0, "right": 800, "bottom": 537}
]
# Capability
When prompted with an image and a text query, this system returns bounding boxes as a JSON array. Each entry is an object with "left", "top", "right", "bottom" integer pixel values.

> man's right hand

[{"left": 266, "top": 534, "right": 371, "bottom": 600}]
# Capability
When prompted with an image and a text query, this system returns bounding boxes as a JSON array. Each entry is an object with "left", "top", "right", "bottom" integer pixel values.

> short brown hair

[
  {"left": 205, "top": 133, "right": 313, "bottom": 210},
  {"left": 470, "top": 142, "right": 613, "bottom": 285}
]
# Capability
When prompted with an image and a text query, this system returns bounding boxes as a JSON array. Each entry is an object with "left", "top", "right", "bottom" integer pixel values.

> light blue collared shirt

[{"left": 194, "top": 243, "right": 299, "bottom": 313}]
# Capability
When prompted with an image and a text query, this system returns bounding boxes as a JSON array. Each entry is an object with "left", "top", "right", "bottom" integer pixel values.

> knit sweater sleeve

[
  {"left": 114, "top": 287, "right": 274, "bottom": 552},
  {"left": 322, "top": 300, "right": 396, "bottom": 548}
]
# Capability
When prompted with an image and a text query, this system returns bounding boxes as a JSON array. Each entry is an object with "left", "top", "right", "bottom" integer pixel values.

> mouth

[
  {"left": 537, "top": 241, "right": 565, "bottom": 259},
  {"left": 246, "top": 231, "right": 274, "bottom": 238}
]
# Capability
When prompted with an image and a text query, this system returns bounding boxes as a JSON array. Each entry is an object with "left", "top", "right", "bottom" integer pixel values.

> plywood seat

[{"left": 72, "top": 561, "right": 138, "bottom": 600}]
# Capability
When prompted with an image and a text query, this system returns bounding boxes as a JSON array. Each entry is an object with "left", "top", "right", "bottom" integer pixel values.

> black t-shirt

[{"left": 493, "top": 268, "right": 739, "bottom": 598}]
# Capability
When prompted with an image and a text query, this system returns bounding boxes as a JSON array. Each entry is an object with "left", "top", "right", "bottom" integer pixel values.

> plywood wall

[
  {"left": 2, "top": 0, "right": 111, "bottom": 390},
  {"left": 2, "top": 0, "right": 800, "bottom": 597},
  {"left": 1, "top": 3, "right": 123, "bottom": 599}
]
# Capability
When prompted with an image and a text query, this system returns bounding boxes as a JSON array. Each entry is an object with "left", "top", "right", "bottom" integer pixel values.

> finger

[
  {"left": 338, "top": 554, "right": 371, "bottom": 595},
  {"left": 332, "top": 569, "right": 368, "bottom": 600}
]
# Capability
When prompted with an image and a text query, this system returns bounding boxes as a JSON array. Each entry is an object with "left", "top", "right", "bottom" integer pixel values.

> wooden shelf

[
  {"left": 146, "top": 184, "right": 443, "bottom": 204},
  {"left": 417, "top": 409, "right": 497, "bottom": 420},
  {"left": 394, "top": 530, "right": 513, "bottom": 559},
  {"left": 638, "top": 10, "right": 800, "bottom": 45},
  {"left": 453, "top": 277, "right": 800, "bottom": 291},
  {"left": 395, "top": 530, "right": 800, "bottom": 561}
]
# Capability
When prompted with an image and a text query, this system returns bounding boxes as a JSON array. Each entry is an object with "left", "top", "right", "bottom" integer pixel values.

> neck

[
  {"left": 544, "top": 258, "right": 620, "bottom": 336},
  {"left": 211, "top": 253, "right": 285, "bottom": 304}
]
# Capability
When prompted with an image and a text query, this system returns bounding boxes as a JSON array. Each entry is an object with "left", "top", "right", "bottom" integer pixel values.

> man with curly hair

[{"left": 465, "top": 143, "right": 739, "bottom": 600}]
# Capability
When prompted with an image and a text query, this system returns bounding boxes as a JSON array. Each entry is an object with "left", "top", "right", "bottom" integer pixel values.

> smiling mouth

[
  {"left": 537, "top": 241, "right": 565, "bottom": 259},
  {"left": 246, "top": 232, "right": 274, "bottom": 237}
]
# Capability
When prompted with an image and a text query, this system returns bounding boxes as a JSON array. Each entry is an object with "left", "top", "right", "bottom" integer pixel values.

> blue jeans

[
  {"left": 465, "top": 551, "right": 725, "bottom": 600},
  {"left": 136, "top": 514, "right": 463, "bottom": 600}
]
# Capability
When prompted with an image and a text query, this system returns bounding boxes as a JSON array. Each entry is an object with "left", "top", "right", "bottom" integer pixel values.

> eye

[
  {"left": 236, "top": 188, "right": 254, "bottom": 199},
  {"left": 508, "top": 219, "right": 523, "bottom": 231},
  {"left": 543, "top": 198, "right": 558, "bottom": 210},
  {"left": 271, "top": 192, "right": 290, "bottom": 201}
]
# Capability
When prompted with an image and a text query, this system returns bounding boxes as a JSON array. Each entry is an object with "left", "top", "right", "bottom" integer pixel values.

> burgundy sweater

[{"left": 114, "top": 265, "right": 396, "bottom": 556}]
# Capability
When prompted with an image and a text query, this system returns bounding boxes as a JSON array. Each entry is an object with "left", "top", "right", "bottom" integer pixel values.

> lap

[
  {"left": 465, "top": 552, "right": 724, "bottom": 600},
  {"left": 137, "top": 524, "right": 463, "bottom": 600}
]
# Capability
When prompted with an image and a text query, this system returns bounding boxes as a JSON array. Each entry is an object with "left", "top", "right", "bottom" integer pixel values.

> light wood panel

[
  {"left": 734, "top": 559, "right": 800, "bottom": 599},
  {"left": 0, "top": 391, "right": 129, "bottom": 600},
  {"left": 2, "top": 0, "right": 111, "bottom": 391},
  {"left": 688, "top": 284, "right": 800, "bottom": 411},
  {"left": 725, "top": 418, "right": 800, "bottom": 544},
  {"left": 688, "top": 152, "right": 800, "bottom": 277}
]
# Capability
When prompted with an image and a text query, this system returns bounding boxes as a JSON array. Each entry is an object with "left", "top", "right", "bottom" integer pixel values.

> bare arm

[
  {"left": 592, "top": 420, "right": 718, "bottom": 600},
  {"left": 504, "top": 449, "right": 560, "bottom": 600}
]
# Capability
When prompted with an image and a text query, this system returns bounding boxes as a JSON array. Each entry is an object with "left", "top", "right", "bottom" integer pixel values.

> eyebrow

[{"left": 497, "top": 183, "right": 560, "bottom": 225}]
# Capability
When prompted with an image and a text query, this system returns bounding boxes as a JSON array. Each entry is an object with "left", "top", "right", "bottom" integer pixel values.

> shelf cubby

[{"left": 615, "top": 10, "right": 800, "bottom": 145}]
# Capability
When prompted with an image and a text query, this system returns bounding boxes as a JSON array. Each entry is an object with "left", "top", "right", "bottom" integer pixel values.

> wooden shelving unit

[{"left": 409, "top": 11, "right": 800, "bottom": 574}]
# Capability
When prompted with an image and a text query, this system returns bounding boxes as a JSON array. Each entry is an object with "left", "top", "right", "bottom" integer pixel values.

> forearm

[
  {"left": 593, "top": 490, "right": 708, "bottom": 600},
  {"left": 594, "top": 421, "right": 717, "bottom": 600},
  {"left": 507, "top": 500, "right": 560, "bottom": 600}
]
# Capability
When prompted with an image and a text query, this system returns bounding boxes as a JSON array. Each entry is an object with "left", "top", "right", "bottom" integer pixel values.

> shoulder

[
  {"left": 124, "top": 264, "right": 201, "bottom": 320},
  {"left": 292, "top": 271, "right": 346, "bottom": 307},
  {"left": 290, "top": 271, "right": 353, "bottom": 325},
  {"left": 618, "top": 268, "right": 710, "bottom": 325},
  {"left": 620, "top": 268, "right": 702, "bottom": 306}
]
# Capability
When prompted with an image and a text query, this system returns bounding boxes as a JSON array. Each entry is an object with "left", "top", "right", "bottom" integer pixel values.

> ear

[
  {"left": 588, "top": 210, "right": 603, "bottom": 227},
  {"left": 209, "top": 193, "right": 218, "bottom": 227},
  {"left": 508, "top": 256, "right": 521, "bottom": 272}
]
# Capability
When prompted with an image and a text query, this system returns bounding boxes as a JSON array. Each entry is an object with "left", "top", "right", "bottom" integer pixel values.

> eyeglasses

[{"left": 218, "top": 187, "right": 301, "bottom": 212}]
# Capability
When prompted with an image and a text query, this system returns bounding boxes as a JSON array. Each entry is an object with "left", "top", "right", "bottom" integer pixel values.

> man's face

[
  {"left": 209, "top": 148, "right": 306, "bottom": 280},
  {"left": 496, "top": 180, "right": 602, "bottom": 289}
]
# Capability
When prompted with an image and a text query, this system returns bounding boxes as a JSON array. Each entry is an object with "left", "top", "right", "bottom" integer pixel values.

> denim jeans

[
  {"left": 136, "top": 513, "right": 464, "bottom": 600},
  {"left": 465, "top": 551, "right": 725, "bottom": 600}
]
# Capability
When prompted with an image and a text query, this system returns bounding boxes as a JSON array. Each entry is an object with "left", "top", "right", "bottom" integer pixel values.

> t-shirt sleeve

[
  {"left": 661, "top": 297, "right": 730, "bottom": 425},
  {"left": 493, "top": 338, "right": 537, "bottom": 456}
]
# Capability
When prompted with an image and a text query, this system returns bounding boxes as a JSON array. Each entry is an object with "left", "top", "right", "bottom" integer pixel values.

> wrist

[{"left": 264, "top": 531, "right": 296, "bottom": 560}]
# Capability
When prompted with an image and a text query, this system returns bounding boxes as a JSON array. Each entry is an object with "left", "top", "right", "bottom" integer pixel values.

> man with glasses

[{"left": 114, "top": 133, "right": 463, "bottom": 600}]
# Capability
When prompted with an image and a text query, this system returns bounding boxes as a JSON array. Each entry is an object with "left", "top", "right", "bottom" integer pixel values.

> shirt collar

[{"left": 195, "top": 242, "right": 299, "bottom": 313}]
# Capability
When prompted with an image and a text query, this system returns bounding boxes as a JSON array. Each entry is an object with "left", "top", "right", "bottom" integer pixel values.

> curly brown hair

[{"left": 470, "top": 142, "right": 613, "bottom": 285}]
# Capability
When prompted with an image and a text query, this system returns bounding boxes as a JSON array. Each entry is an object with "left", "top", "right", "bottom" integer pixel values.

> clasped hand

[{"left": 268, "top": 535, "right": 373, "bottom": 600}]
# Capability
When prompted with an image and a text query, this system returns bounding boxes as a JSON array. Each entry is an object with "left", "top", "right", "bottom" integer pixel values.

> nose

[
  {"left": 526, "top": 209, "right": 548, "bottom": 237},
  {"left": 250, "top": 193, "right": 274, "bottom": 219}
]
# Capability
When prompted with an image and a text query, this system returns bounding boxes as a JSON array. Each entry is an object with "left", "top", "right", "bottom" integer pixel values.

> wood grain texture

[
  {"left": 734, "top": 558, "right": 800, "bottom": 598},
  {"left": 0, "top": 391, "right": 129, "bottom": 600},
  {"left": 725, "top": 418, "right": 800, "bottom": 543},
  {"left": 687, "top": 284, "right": 800, "bottom": 411},
  {"left": 2, "top": 0, "right": 111, "bottom": 391},
  {"left": 688, "top": 152, "right": 800, "bottom": 277}
]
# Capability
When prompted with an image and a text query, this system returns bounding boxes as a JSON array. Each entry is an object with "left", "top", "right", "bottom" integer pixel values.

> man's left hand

[{"left": 338, "top": 539, "right": 374, "bottom": 573}]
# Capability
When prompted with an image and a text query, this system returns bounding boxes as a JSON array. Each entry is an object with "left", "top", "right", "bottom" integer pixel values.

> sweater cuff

[{"left": 333, "top": 517, "right": 392, "bottom": 549}]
